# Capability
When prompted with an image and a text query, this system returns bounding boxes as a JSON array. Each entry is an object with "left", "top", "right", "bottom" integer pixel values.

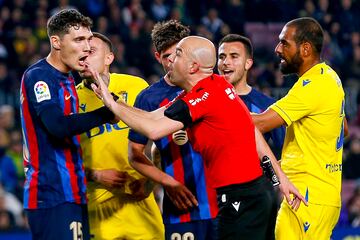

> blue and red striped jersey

[
  {"left": 128, "top": 77, "right": 218, "bottom": 224},
  {"left": 20, "top": 59, "right": 86, "bottom": 209}
]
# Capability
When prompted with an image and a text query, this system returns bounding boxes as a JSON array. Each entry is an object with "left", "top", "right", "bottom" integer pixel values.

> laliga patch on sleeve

[{"left": 34, "top": 81, "right": 51, "bottom": 102}]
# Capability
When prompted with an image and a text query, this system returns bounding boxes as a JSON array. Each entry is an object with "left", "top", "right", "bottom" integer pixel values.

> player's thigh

[
  {"left": 275, "top": 201, "right": 340, "bottom": 240},
  {"left": 89, "top": 195, "right": 164, "bottom": 240},
  {"left": 27, "top": 203, "right": 90, "bottom": 240},
  {"left": 165, "top": 219, "right": 217, "bottom": 240},
  {"left": 275, "top": 201, "right": 302, "bottom": 240}
]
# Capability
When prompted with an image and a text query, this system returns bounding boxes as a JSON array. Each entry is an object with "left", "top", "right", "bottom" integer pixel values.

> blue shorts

[
  {"left": 26, "top": 202, "right": 90, "bottom": 240},
  {"left": 165, "top": 219, "right": 217, "bottom": 240}
]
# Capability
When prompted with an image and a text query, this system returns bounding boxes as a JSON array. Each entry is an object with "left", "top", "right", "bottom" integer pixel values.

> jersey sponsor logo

[
  {"left": 302, "top": 79, "right": 311, "bottom": 86},
  {"left": 225, "top": 88, "right": 236, "bottom": 100},
  {"left": 188, "top": 92, "right": 209, "bottom": 106},
  {"left": 172, "top": 130, "right": 188, "bottom": 145},
  {"left": 303, "top": 222, "right": 310, "bottom": 233},
  {"left": 86, "top": 123, "right": 129, "bottom": 138},
  {"left": 326, "top": 163, "right": 342, "bottom": 173},
  {"left": 79, "top": 103, "right": 86, "bottom": 112},
  {"left": 34, "top": 81, "right": 51, "bottom": 102},
  {"left": 232, "top": 201, "right": 241, "bottom": 211}
]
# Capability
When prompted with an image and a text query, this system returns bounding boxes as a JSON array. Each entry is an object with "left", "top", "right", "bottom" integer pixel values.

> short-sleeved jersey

[
  {"left": 77, "top": 74, "right": 164, "bottom": 238},
  {"left": 240, "top": 88, "right": 285, "bottom": 149},
  {"left": 175, "top": 74, "right": 263, "bottom": 189},
  {"left": 270, "top": 62, "right": 345, "bottom": 207},
  {"left": 20, "top": 59, "right": 86, "bottom": 209},
  {"left": 128, "top": 77, "right": 218, "bottom": 224},
  {"left": 77, "top": 73, "right": 149, "bottom": 202}
]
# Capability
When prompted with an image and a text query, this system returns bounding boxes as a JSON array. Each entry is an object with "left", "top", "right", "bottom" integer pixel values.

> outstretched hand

[
  {"left": 88, "top": 67, "right": 115, "bottom": 109},
  {"left": 278, "top": 175, "right": 308, "bottom": 211}
]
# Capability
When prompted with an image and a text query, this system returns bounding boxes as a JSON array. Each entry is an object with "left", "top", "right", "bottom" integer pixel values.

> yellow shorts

[
  {"left": 88, "top": 193, "right": 164, "bottom": 240},
  {"left": 275, "top": 200, "right": 340, "bottom": 240}
]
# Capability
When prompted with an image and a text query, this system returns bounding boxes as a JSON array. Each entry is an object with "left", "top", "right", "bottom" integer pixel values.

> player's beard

[{"left": 279, "top": 50, "right": 303, "bottom": 75}]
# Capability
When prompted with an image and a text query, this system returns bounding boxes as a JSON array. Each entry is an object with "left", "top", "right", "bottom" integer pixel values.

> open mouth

[
  {"left": 222, "top": 69, "right": 234, "bottom": 77},
  {"left": 79, "top": 56, "right": 88, "bottom": 66}
]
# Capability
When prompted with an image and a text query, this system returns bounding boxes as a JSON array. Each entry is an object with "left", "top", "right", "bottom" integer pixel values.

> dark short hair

[
  {"left": 47, "top": 9, "right": 92, "bottom": 37},
  {"left": 219, "top": 34, "right": 253, "bottom": 58},
  {"left": 92, "top": 32, "right": 113, "bottom": 52},
  {"left": 151, "top": 20, "right": 190, "bottom": 53},
  {"left": 286, "top": 17, "right": 324, "bottom": 55}
]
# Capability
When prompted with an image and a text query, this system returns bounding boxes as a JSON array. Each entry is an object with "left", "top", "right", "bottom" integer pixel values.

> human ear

[
  {"left": 50, "top": 36, "right": 61, "bottom": 50},
  {"left": 245, "top": 58, "right": 253, "bottom": 71}
]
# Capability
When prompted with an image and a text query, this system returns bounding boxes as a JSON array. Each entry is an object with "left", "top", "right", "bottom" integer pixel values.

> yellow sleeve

[{"left": 270, "top": 78, "right": 320, "bottom": 126}]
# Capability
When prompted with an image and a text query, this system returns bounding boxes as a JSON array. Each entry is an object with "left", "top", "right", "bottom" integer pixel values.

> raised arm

[{"left": 91, "top": 70, "right": 184, "bottom": 140}]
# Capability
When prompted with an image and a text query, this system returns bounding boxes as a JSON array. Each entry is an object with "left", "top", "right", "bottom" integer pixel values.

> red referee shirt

[{"left": 179, "top": 74, "right": 262, "bottom": 188}]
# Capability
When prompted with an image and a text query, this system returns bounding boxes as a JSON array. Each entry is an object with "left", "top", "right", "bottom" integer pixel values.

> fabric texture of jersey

[
  {"left": 128, "top": 77, "right": 218, "bottom": 224},
  {"left": 275, "top": 201, "right": 340, "bottom": 240},
  {"left": 77, "top": 73, "right": 164, "bottom": 239},
  {"left": 173, "top": 74, "right": 263, "bottom": 189},
  {"left": 240, "top": 88, "right": 285, "bottom": 150},
  {"left": 270, "top": 62, "right": 345, "bottom": 207},
  {"left": 20, "top": 59, "right": 86, "bottom": 209}
]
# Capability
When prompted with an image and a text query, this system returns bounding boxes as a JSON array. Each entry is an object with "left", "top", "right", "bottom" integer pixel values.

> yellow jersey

[
  {"left": 270, "top": 62, "right": 345, "bottom": 207},
  {"left": 77, "top": 73, "right": 164, "bottom": 239}
]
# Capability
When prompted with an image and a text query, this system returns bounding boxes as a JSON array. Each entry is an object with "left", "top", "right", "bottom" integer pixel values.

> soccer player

[
  {"left": 217, "top": 33, "right": 285, "bottom": 239},
  {"left": 128, "top": 20, "right": 218, "bottom": 240},
  {"left": 91, "top": 35, "right": 307, "bottom": 240},
  {"left": 252, "top": 17, "right": 345, "bottom": 239},
  {"left": 77, "top": 32, "right": 164, "bottom": 239},
  {"left": 20, "top": 9, "right": 115, "bottom": 240}
]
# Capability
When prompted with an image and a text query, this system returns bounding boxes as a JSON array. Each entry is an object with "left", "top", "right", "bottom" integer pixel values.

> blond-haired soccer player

[
  {"left": 252, "top": 17, "right": 345, "bottom": 239},
  {"left": 77, "top": 32, "right": 164, "bottom": 239}
]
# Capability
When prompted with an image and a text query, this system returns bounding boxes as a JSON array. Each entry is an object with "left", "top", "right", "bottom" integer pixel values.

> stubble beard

[{"left": 279, "top": 51, "right": 303, "bottom": 75}]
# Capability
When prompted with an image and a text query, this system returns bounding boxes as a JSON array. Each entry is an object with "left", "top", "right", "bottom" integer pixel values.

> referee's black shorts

[{"left": 216, "top": 175, "right": 276, "bottom": 240}]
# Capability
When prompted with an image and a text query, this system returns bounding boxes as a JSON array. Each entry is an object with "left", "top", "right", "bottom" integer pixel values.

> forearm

[
  {"left": 129, "top": 141, "right": 175, "bottom": 187},
  {"left": 251, "top": 109, "right": 286, "bottom": 134},
  {"left": 40, "top": 105, "right": 114, "bottom": 138},
  {"left": 255, "top": 127, "right": 286, "bottom": 180},
  {"left": 110, "top": 101, "right": 182, "bottom": 140}
]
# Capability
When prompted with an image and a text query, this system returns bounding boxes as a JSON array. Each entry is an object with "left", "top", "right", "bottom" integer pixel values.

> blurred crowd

[{"left": 0, "top": 0, "right": 359, "bottom": 232}]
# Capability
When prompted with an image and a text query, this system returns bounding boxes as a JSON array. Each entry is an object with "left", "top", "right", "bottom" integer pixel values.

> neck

[
  {"left": 46, "top": 51, "right": 70, "bottom": 73},
  {"left": 183, "top": 72, "right": 212, "bottom": 92},
  {"left": 234, "top": 78, "right": 251, "bottom": 95},
  {"left": 298, "top": 58, "right": 321, "bottom": 77}
]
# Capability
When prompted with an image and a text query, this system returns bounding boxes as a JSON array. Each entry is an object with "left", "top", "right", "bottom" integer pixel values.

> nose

[
  {"left": 274, "top": 42, "right": 281, "bottom": 55},
  {"left": 168, "top": 52, "right": 175, "bottom": 63},
  {"left": 84, "top": 38, "right": 91, "bottom": 52},
  {"left": 222, "top": 57, "right": 230, "bottom": 65}
]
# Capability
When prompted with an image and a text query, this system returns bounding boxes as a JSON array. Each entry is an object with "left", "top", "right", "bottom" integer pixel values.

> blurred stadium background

[{"left": 0, "top": 0, "right": 359, "bottom": 239}]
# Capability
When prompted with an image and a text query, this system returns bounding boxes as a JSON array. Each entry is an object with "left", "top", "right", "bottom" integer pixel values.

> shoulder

[
  {"left": 109, "top": 73, "right": 148, "bottom": 92},
  {"left": 250, "top": 88, "right": 275, "bottom": 103},
  {"left": 23, "top": 60, "right": 57, "bottom": 89}
]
